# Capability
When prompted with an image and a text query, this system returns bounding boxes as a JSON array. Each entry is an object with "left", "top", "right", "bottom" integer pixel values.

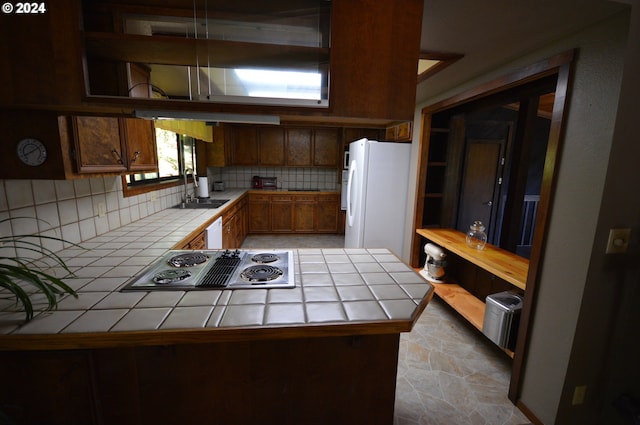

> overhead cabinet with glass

[{"left": 0, "top": 0, "right": 422, "bottom": 122}]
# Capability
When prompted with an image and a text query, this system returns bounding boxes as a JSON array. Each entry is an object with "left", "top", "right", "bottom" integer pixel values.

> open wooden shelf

[
  {"left": 416, "top": 228, "right": 528, "bottom": 290},
  {"left": 416, "top": 228, "right": 525, "bottom": 359}
]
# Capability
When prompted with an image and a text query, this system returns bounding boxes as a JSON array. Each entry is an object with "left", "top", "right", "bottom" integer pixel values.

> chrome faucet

[{"left": 182, "top": 168, "right": 199, "bottom": 205}]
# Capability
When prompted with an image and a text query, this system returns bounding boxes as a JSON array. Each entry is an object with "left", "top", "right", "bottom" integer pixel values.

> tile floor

[{"left": 241, "top": 234, "right": 530, "bottom": 425}]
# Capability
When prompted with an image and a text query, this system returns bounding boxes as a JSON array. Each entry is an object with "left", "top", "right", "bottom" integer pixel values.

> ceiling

[{"left": 416, "top": 0, "right": 630, "bottom": 105}]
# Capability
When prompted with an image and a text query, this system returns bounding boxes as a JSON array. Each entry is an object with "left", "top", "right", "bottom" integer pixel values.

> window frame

[{"left": 121, "top": 129, "right": 198, "bottom": 198}]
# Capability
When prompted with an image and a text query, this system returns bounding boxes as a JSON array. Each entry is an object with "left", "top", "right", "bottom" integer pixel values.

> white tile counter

[{"left": 0, "top": 189, "right": 433, "bottom": 350}]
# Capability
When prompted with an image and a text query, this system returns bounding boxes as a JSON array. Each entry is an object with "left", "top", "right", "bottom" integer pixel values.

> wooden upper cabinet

[
  {"left": 286, "top": 128, "right": 313, "bottom": 166},
  {"left": 73, "top": 116, "right": 127, "bottom": 173},
  {"left": 122, "top": 118, "right": 157, "bottom": 171},
  {"left": 330, "top": 0, "right": 423, "bottom": 120},
  {"left": 259, "top": 127, "right": 286, "bottom": 166},
  {"left": 230, "top": 126, "right": 259, "bottom": 165},
  {"left": 314, "top": 128, "right": 340, "bottom": 167}
]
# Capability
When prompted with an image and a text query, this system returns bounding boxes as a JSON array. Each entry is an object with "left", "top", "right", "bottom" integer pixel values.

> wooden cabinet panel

[
  {"left": 180, "top": 231, "right": 205, "bottom": 250},
  {"left": 330, "top": 0, "right": 423, "bottom": 120},
  {"left": 230, "top": 126, "right": 259, "bottom": 165},
  {"left": 286, "top": 128, "right": 313, "bottom": 166},
  {"left": 259, "top": 127, "right": 285, "bottom": 166},
  {"left": 271, "top": 195, "right": 294, "bottom": 232},
  {"left": 73, "top": 116, "right": 127, "bottom": 173},
  {"left": 314, "top": 128, "right": 340, "bottom": 167},
  {"left": 294, "top": 195, "right": 316, "bottom": 232},
  {"left": 123, "top": 118, "right": 157, "bottom": 171},
  {"left": 248, "top": 194, "right": 271, "bottom": 233},
  {"left": 316, "top": 194, "right": 340, "bottom": 233},
  {"left": 0, "top": 350, "right": 95, "bottom": 424}
]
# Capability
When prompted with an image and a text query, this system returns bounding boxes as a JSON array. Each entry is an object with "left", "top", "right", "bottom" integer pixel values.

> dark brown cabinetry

[
  {"left": 259, "top": 127, "right": 286, "bottom": 166},
  {"left": 1, "top": 0, "right": 422, "bottom": 123},
  {"left": 71, "top": 116, "right": 157, "bottom": 174},
  {"left": 179, "top": 231, "right": 206, "bottom": 250},
  {"left": 228, "top": 125, "right": 341, "bottom": 168},
  {"left": 122, "top": 118, "right": 157, "bottom": 171},
  {"left": 248, "top": 194, "right": 272, "bottom": 233},
  {"left": 248, "top": 192, "right": 340, "bottom": 234},
  {"left": 271, "top": 195, "right": 295, "bottom": 232},
  {"left": 313, "top": 128, "right": 341, "bottom": 167},
  {"left": 229, "top": 126, "right": 259, "bottom": 165},
  {"left": 294, "top": 195, "right": 316, "bottom": 232},
  {"left": 72, "top": 116, "right": 127, "bottom": 174},
  {"left": 286, "top": 128, "right": 313, "bottom": 166},
  {"left": 223, "top": 197, "right": 248, "bottom": 249},
  {"left": 316, "top": 194, "right": 340, "bottom": 233}
]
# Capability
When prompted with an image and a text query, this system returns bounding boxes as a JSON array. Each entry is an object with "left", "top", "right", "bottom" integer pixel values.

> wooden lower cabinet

[
  {"left": 294, "top": 195, "right": 316, "bottom": 232},
  {"left": 271, "top": 195, "right": 294, "bottom": 232},
  {"left": 316, "top": 194, "right": 340, "bottom": 233},
  {"left": 222, "top": 196, "right": 248, "bottom": 249},
  {"left": 248, "top": 193, "right": 271, "bottom": 233},
  {"left": 248, "top": 192, "right": 340, "bottom": 234},
  {"left": 0, "top": 334, "right": 400, "bottom": 425},
  {"left": 179, "top": 231, "right": 205, "bottom": 250}
]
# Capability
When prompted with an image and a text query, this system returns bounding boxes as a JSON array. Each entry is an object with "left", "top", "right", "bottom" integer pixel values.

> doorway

[{"left": 411, "top": 50, "right": 575, "bottom": 405}]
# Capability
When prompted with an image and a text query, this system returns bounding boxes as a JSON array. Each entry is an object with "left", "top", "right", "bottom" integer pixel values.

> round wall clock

[{"left": 16, "top": 138, "right": 47, "bottom": 166}]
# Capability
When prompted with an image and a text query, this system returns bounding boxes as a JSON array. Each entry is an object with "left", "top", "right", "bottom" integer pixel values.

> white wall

[{"left": 411, "top": 9, "right": 634, "bottom": 424}]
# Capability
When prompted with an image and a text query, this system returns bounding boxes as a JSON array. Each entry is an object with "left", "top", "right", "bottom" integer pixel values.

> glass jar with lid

[{"left": 466, "top": 220, "right": 487, "bottom": 250}]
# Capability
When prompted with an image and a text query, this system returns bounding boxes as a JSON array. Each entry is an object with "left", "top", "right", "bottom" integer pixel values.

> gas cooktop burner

[
  {"left": 168, "top": 252, "right": 209, "bottom": 268},
  {"left": 251, "top": 253, "right": 279, "bottom": 264},
  {"left": 153, "top": 269, "right": 192, "bottom": 284},
  {"left": 240, "top": 265, "right": 284, "bottom": 282}
]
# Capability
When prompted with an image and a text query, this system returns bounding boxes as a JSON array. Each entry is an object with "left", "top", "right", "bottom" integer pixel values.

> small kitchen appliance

[
  {"left": 420, "top": 243, "right": 447, "bottom": 283},
  {"left": 213, "top": 181, "right": 225, "bottom": 191},
  {"left": 122, "top": 249, "right": 295, "bottom": 291},
  {"left": 482, "top": 291, "right": 523, "bottom": 351}
]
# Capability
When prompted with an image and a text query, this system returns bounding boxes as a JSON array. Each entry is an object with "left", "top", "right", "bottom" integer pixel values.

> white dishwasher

[{"left": 205, "top": 217, "right": 223, "bottom": 249}]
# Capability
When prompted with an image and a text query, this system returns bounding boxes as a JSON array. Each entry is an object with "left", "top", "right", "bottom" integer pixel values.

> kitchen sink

[{"left": 176, "top": 199, "right": 230, "bottom": 209}]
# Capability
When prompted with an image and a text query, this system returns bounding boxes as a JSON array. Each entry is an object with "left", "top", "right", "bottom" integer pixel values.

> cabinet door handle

[
  {"left": 111, "top": 148, "right": 124, "bottom": 164},
  {"left": 130, "top": 151, "right": 140, "bottom": 163},
  {"left": 482, "top": 200, "right": 493, "bottom": 206}
]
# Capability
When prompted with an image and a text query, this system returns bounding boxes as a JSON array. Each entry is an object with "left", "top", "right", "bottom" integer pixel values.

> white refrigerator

[{"left": 345, "top": 138, "right": 411, "bottom": 256}]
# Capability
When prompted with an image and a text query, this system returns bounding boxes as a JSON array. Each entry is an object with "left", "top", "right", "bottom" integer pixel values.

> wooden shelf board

[
  {"left": 417, "top": 270, "right": 515, "bottom": 359},
  {"left": 417, "top": 228, "right": 528, "bottom": 290},
  {"left": 84, "top": 32, "right": 329, "bottom": 70}
]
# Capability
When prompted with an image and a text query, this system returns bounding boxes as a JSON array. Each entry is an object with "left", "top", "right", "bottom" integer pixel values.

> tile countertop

[{"left": 0, "top": 190, "right": 433, "bottom": 351}]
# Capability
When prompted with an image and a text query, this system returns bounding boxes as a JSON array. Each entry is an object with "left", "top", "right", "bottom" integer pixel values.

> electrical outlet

[
  {"left": 98, "top": 202, "right": 107, "bottom": 217},
  {"left": 606, "top": 228, "right": 631, "bottom": 254},
  {"left": 150, "top": 193, "right": 157, "bottom": 202},
  {"left": 572, "top": 385, "right": 587, "bottom": 405}
]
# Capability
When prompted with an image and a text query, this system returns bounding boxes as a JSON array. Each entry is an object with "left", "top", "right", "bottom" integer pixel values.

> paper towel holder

[{"left": 196, "top": 176, "right": 210, "bottom": 199}]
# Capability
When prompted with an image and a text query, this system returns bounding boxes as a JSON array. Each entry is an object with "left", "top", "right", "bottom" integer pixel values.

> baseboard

[{"left": 517, "top": 399, "right": 545, "bottom": 425}]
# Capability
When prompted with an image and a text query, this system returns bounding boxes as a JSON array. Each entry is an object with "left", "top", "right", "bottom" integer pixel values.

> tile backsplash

[
  {"left": 1, "top": 167, "right": 340, "bottom": 259},
  {"left": 0, "top": 177, "right": 184, "bottom": 258},
  {"left": 207, "top": 167, "right": 340, "bottom": 191}
]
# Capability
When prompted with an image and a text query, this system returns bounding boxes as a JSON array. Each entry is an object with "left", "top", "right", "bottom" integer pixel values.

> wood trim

[
  {"left": 516, "top": 399, "right": 545, "bottom": 425},
  {"left": 412, "top": 49, "right": 576, "bottom": 406},
  {"left": 120, "top": 175, "right": 184, "bottom": 198},
  {"left": 509, "top": 57, "right": 574, "bottom": 403},
  {"left": 417, "top": 50, "right": 464, "bottom": 84},
  {"left": 421, "top": 50, "right": 575, "bottom": 115}
]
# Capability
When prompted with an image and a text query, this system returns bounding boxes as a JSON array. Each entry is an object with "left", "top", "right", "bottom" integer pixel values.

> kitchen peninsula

[{"left": 0, "top": 196, "right": 434, "bottom": 425}]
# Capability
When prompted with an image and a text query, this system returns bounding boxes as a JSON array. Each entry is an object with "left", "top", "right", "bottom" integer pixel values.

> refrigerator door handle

[{"left": 346, "top": 161, "right": 357, "bottom": 227}]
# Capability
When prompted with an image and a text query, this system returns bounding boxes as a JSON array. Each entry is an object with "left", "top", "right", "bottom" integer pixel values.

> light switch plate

[{"left": 605, "top": 228, "right": 631, "bottom": 254}]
